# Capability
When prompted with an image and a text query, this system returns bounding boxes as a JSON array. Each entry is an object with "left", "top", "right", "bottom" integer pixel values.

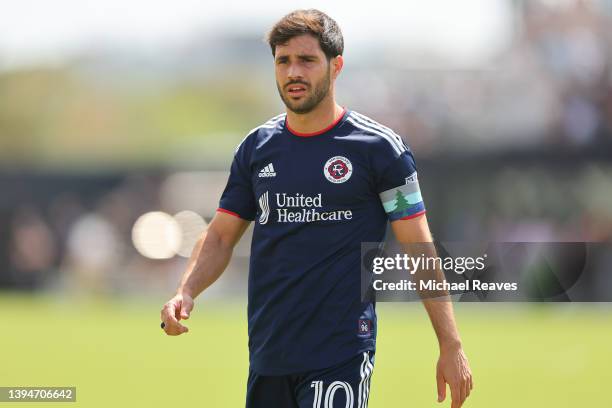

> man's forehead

[{"left": 275, "top": 35, "right": 323, "bottom": 56}]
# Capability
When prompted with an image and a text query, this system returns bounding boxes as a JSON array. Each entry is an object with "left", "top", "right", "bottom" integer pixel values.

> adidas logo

[{"left": 258, "top": 163, "right": 276, "bottom": 178}]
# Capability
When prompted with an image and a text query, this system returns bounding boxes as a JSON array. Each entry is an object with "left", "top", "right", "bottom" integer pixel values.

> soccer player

[{"left": 161, "top": 9, "right": 473, "bottom": 408}]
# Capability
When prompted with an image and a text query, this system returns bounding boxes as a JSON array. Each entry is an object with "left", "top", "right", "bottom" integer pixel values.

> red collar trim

[{"left": 286, "top": 108, "right": 347, "bottom": 137}]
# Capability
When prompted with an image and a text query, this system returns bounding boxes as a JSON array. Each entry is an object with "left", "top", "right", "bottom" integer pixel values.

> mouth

[{"left": 286, "top": 84, "right": 307, "bottom": 97}]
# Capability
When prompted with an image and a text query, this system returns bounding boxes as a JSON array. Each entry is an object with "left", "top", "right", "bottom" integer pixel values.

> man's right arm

[{"left": 160, "top": 211, "right": 251, "bottom": 335}]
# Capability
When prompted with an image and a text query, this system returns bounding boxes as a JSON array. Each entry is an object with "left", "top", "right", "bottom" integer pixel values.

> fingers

[
  {"left": 160, "top": 300, "right": 175, "bottom": 324},
  {"left": 180, "top": 296, "right": 194, "bottom": 320},
  {"left": 438, "top": 347, "right": 474, "bottom": 408},
  {"left": 464, "top": 373, "right": 472, "bottom": 398},
  {"left": 450, "top": 381, "right": 461, "bottom": 408},
  {"left": 449, "top": 375, "right": 472, "bottom": 408},
  {"left": 174, "top": 302, "right": 181, "bottom": 320},
  {"left": 436, "top": 369, "right": 446, "bottom": 402},
  {"left": 160, "top": 299, "right": 189, "bottom": 336}
]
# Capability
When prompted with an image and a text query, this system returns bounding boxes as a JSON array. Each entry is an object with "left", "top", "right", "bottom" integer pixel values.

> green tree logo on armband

[{"left": 393, "top": 190, "right": 413, "bottom": 212}]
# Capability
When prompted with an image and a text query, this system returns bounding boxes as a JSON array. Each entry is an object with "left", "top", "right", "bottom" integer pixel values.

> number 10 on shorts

[{"left": 311, "top": 380, "right": 355, "bottom": 408}]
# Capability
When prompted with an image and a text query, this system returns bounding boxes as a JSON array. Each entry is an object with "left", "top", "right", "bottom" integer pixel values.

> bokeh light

[
  {"left": 174, "top": 210, "right": 207, "bottom": 257},
  {"left": 131, "top": 211, "right": 182, "bottom": 259}
]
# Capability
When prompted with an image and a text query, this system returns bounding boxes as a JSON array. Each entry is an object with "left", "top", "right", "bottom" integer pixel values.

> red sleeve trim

[
  {"left": 399, "top": 210, "right": 427, "bottom": 220},
  {"left": 216, "top": 208, "right": 241, "bottom": 218}
]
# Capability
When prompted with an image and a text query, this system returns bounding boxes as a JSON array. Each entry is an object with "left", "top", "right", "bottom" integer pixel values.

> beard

[{"left": 276, "top": 69, "right": 331, "bottom": 114}]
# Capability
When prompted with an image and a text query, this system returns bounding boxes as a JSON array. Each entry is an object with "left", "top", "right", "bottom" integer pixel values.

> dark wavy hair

[{"left": 266, "top": 9, "right": 344, "bottom": 60}]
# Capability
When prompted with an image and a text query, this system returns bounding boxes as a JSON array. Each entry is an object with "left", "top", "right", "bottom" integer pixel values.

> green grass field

[{"left": 0, "top": 294, "right": 610, "bottom": 407}]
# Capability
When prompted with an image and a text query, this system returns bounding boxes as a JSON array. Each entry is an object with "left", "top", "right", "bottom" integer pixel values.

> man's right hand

[{"left": 160, "top": 293, "right": 194, "bottom": 336}]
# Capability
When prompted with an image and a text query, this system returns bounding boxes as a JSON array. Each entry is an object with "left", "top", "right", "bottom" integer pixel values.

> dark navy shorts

[{"left": 246, "top": 351, "right": 375, "bottom": 408}]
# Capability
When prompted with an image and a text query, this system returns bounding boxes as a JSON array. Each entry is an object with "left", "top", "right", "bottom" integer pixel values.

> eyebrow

[{"left": 275, "top": 54, "right": 319, "bottom": 61}]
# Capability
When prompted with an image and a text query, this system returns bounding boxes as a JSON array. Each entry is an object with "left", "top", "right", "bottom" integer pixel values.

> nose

[{"left": 286, "top": 62, "right": 304, "bottom": 81}]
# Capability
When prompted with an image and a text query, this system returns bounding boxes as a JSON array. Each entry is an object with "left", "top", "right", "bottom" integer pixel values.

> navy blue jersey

[{"left": 218, "top": 109, "right": 426, "bottom": 375}]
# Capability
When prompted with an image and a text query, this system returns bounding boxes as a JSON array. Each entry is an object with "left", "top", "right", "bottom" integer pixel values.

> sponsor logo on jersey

[
  {"left": 323, "top": 156, "right": 353, "bottom": 184},
  {"left": 258, "top": 163, "right": 276, "bottom": 178},
  {"left": 257, "top": 191, "right": 353, "bottom": 224},
  {"left": 258, "top": 191, "right": 270, "bottom": 224}
]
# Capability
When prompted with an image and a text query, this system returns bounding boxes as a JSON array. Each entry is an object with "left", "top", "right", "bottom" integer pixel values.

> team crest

[
  {"left": 323, "top": 156, "right": 353, "bottom": 184},
  {"left": 358, "top": 319, "right": 371, "bottom": 336}
]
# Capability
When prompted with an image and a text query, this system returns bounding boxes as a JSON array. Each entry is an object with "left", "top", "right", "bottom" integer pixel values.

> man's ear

[{"left": 332, "top": 55, "right": 344, "bottom": 79}]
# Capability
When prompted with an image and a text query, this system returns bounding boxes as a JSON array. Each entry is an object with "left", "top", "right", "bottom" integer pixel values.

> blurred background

[{"left": 1, "top": 0, "right": 611, "bottom": 407}]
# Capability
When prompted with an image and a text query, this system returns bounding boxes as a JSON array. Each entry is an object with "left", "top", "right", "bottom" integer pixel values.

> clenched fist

[{"left": 160, "top": 293, "right": 194, "bottom": 336}]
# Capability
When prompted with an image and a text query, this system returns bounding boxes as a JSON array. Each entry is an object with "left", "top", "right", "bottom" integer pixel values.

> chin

[{"left": 289, "top": 106, "right": 314, "bottom": 115}]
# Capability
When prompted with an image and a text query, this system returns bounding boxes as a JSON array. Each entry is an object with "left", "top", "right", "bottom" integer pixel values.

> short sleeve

[
  {"left": 218, "top": 139, "right": 257, "bottom": 221},
  {"left": 376, "top": 150, "right": 426, "bottom": 221}
]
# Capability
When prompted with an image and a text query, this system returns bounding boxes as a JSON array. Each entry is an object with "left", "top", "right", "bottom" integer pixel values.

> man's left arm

[{"left": 390, "top": 215, "right": 474, "bottom": 408}]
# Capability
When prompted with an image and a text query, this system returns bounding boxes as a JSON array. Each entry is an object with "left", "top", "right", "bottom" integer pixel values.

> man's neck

[{"left": 286, "top": 99, "right": 344, "bottom": 135}]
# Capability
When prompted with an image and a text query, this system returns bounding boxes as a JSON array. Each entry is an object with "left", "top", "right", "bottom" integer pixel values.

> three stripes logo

[
  {"left": 258, "top": 163, "right": 276, "bottom": 178},
  {"left": 258, "top": 191, "right": 270, "bottom": 225}
]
